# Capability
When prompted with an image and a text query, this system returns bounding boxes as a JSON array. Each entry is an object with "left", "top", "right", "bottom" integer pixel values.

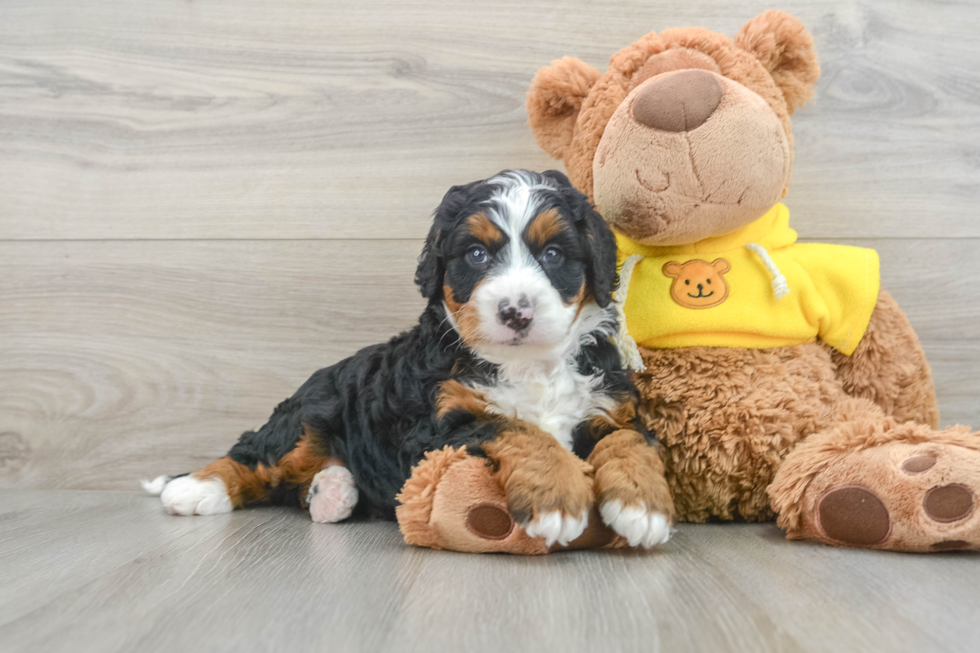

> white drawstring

[
  {"left": 613, "top": 254, "right": 646, "bottom": 372},
  {"left": 745, "top": 242, "right": 789, "bottom": 300}
]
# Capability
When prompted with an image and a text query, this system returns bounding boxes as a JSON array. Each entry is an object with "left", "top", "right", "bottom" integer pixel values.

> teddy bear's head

[{"left": 526, "top": 10, "right": 819, "bottom": 246}]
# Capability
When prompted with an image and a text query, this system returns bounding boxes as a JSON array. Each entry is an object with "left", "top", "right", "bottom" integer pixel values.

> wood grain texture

[
  {"left": 1, "top": 0, "right": 979, "bottom": 239},
  {"left": 2, "top": 237, "right": 979, "bottom": 490},
  {"left": 0, "top": 490, "right": 977, "bottom": 653},
  {"left": 0, "top": 240, "right": 423, "bottom": 489}
]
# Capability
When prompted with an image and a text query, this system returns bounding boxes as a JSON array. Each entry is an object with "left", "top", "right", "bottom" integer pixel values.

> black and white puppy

[{"left": 143, "top": 170, "right": 672, "bottom": 548}]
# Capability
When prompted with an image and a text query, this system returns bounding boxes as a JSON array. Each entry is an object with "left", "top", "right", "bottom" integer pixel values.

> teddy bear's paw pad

[
  {"left": 523, "top": 510, "right": 588, "bottom": 547},
  {"left": 465, "top": 503, "right": 515, "bottom": 540},
  {"left": 804, "top": 442, "right": 980, "bottom": 550},
  {"left": 901, "top": 454, "right": 937, "bottom": 474},
  {"left": 600, "top": 500, "right": 672, "bottom": 548},
  {"left": 817, "top": 485, "right": 891, "bottom": 547},
  {"left": 308, "top": 466, "right": 359, "bottom": 524},
  {"left": 923, "top": 484, "right": 974, "bottom": 523}
]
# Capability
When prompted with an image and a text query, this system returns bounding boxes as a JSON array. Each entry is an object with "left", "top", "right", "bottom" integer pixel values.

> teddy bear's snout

[{"left": 632, "top": 69, "right": 723, "bottom": 133}]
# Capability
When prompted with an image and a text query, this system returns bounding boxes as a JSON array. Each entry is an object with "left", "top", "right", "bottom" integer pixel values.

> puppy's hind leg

[
  {"left": 154, "top": 458, "right": 266, "bottom": 516},
  {"left": 145, "top": 410, "right": 331, "bottom": 516}
]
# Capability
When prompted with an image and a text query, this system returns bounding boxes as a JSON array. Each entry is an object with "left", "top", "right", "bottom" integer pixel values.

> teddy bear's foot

[
  {"left": 772, "top": 424, "right": 980, "bottom": 551},
  {"left": 307, "top": 465, "right": 359, "bottom": 524},
  {"left": 396, "top": 446, "right": 627, "bottom": 554}
]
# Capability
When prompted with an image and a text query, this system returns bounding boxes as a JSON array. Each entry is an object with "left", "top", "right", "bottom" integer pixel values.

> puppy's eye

[
  {"left": 466, "top": 246, "right": 489, "bottom": 266},
  {"left": 540, "top": 246, "right": 564, "bottom": 266}
]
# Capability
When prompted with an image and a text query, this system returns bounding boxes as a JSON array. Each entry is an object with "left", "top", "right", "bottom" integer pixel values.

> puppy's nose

[
  {"left": 498, "top": 298, "right": 534, "bottom": 332},
  {"left": 632, "top": 69, "right": 723, "bottom": 132}
]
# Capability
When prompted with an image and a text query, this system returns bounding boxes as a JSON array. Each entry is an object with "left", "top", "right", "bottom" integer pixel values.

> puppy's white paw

[
  {"left": 600, "top": 500, "right": 671, "bottom": 548},
  {"left": 523, "top": 510, "right": 588, "bottom": 547},
  {"left": 307, "top": 466, "right": 359, "bottom": 524},
  {"left": 160, "top": 476, "right": 233, "bottom": 516}
]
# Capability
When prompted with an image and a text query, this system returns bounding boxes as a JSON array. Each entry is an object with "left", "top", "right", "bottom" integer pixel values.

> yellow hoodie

[{"left": 615, "top": 203, "right": 880, "bottom": 355}]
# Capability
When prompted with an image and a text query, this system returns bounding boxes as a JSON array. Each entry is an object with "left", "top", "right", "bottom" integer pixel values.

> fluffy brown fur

[
  {"left": 831, "top": 290, "right": 940, "bottom": 428},
  {"left": 192, "top": 432, "right": 330, "bottom": 509}
]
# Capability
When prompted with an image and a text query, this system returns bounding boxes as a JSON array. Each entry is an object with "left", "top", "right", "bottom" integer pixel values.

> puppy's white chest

[{"left": 485, "top": 360, "right": 613, "bottom": 450}]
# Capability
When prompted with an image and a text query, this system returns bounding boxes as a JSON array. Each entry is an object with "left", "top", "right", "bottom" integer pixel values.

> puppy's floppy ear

[
  {"left": 415, "top": 180, "right": 482, "bottom": 301},
  {"left": 735, "top": 10, "right": 820, "bottom": 114},
  {"left": 541, "top": 169, "right": 573, "bottom": 188},
  {"left": 526, "top": 57, "right": 600, "bottom": 160},
  {"left": 568, "top": 190, "right": 618, "bottom": 308}
]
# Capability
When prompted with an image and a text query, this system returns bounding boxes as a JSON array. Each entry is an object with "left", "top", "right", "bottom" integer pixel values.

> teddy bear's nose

[{"left": 632, "top": 69, "right": 723, "bottom": 132}]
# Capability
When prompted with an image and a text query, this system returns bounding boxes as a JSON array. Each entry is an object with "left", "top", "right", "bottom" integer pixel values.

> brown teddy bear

[
  {"left": 522, "top": 10, "right": 980, "bottom": 551},
  {"left": 396, "top": 10, "right": 980, "bottom": 553}
]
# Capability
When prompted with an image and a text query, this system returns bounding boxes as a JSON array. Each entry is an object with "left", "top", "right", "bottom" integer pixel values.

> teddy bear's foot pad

[{"left": 802, "top": 442, "right": 980, "bottom": 551}]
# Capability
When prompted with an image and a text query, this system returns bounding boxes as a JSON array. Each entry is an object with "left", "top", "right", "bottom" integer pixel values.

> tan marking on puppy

[
  {"left": 564, "top": 281, "right": 586, "bottom": 307},
  {"left": 565, "top": 281, "right": 591, "bottom": 320},
  {"left": 193, "top": 432, "right": 331, "bottom": 508},
  {"left": 278, "top": 431, "right": 333, "bottom": 503},
  {"left": 589, "top": 397, "right": 638, "bottom": 437},
  {"left": 466, "top": 212, "right": 504, "bottom": 246},
  {"left": 481, "top": 420, "right": 595, "bottom": 524},
  {"left": 443, "top": 281, "right": 485, "bottom": 347},
  {"left": 193, "top": 457, "right": 275, "bottom": 508},
  {"left": 436, "top": 379, "right": 490, "bottom": 420},
  {"left": 526, "top": 208, "right": 564, "bottom": 249},
  {"left": 588, "top": 429, "right": 675, "bottom": 520}
]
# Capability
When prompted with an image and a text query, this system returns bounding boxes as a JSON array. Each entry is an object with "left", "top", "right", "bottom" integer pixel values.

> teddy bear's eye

[
  {"left": 685, "top": 280, "right": 690, "bottom": 285},
  {"left": 706, "top": 279, "right": 711, "bottom": 284}
]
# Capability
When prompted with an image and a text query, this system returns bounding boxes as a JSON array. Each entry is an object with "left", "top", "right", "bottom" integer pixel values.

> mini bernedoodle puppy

[{"left": 143, "top": 170, "right": 673, "bottom": 548}]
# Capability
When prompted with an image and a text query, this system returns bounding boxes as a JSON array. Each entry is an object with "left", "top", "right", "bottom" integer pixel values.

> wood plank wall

[{"left": 2, "top": 0, "right": 979, "bottom": 489}]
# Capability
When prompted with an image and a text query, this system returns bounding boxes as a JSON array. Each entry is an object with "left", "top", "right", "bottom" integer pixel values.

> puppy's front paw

[
  {"left": 524, "top": 510, "right": 589, "bottom": 547},
  {"left": 588, "top": 430, "right": 676, "bottom": 548},
  {"left": 481, "top": 421, "right": 595, "bottom": 547},
  {"left": 600, "top": 500, "right": 671, "bottom": 548},
  {"left": 503, "top": 460, "right": 594, "bottom": 547}
]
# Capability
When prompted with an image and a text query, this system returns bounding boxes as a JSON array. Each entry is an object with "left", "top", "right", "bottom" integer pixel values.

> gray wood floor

[{"left": 0, "top": 490, "right": 976, "bottom": 653}]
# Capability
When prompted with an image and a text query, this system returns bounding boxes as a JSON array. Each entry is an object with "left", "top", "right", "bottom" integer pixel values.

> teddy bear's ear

[
  {"left": 662, "top": 262, "right": 681, "bottom": 279},
  {"left": 734, "top": 10, "right": 820, "bottom": 114},
  {"left": 711, "top": 258, "right": 731, "bottom": 274},
  {"left": 526, "top": 56, "right": 601, "bottom": 159}
]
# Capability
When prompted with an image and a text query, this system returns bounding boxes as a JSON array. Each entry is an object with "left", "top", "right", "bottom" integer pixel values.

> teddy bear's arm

[{"left": 831, "top": 289, "right": 939, "bottom": 427}]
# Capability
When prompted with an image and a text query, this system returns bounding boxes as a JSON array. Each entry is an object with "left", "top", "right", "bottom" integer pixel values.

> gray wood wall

[{"left": 2, "top": 0, "right": 978, "bottom": 490}]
